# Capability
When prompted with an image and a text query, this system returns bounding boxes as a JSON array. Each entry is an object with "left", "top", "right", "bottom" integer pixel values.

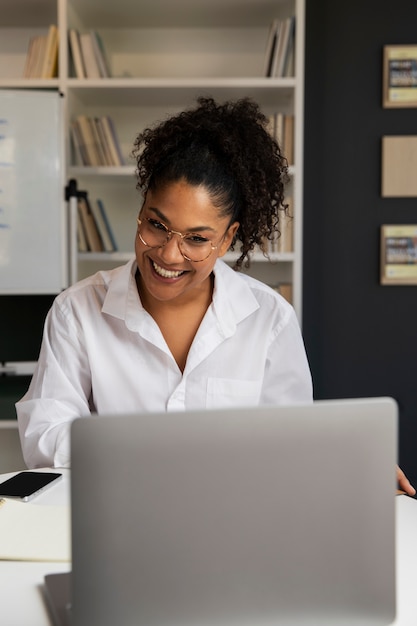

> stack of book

[
  {"left": 263, "top": 17, "right": 295, "bottom": 78},
  {"left": 267, "top": 113, "right": 294, "bottom": 165},
  {"left": 23, "top": 24, "right": 59, "bottom": 79},
  {"left": 68, "top": 29, "right": 111, "bottom": 78},
  {"left": 71, "top": 115, "right": 125, "bottom": 166},
  {"left": 77, "top": 192, "right": 118, "bottom": 253}
]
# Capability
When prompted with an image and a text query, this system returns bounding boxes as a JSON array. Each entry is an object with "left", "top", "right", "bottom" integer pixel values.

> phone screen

[{"left": 0, "top": 471, "right": 62, "bottom": 501}]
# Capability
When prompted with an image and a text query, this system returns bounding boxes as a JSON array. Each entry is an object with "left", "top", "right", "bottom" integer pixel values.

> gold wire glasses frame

[{"left": 137, "top": 217, "right": 219, "bottom": 262}]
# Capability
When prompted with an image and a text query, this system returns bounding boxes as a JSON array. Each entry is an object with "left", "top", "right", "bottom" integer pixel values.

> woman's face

[{"left": 135, "top": 179, "right": 239, "bottom": 306}]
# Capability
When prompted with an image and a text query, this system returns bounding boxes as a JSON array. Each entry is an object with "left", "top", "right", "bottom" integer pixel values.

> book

[
  {"left": 90, "top": 30, "right": 111, "bottom": 78},
  {"left": 41, "top": 24, "right": 59, "bottom": 79},
  {"left": 23, "top": 34, "right": 46, "bottom": 78},
  {"left": 269, "top": 20, "right": 283, "bottom": 78},
  {"left": 93, "top": 118, "right": 114, "bottom": 165},
  {"left": 274, "top": 17, "right": 293, "bottom": 78},
  {"left": 96, "top": 199, "right": 118, "bottom": 251},
  {"left": 74, "top": 115, "right": 101, "bottom": 166},
  {"left": 98, "top": 115, "right": 125, "bottom": 165},
  {"left": 79, "top": 32, "right": 101, "bottom": 78},
  {"left": 70, "top": 121, "right": 86, "bottom": 165},
  {"left": 283, "top": 114, "right": 294, "bottom": 164},
  {"left": 91, "top": 199, "right": 117, "bottom": 252},
  {"left": 275, "top": 112, "right": 284, "bottom": 145},
  {"left": 22, "top": 36, "right": 39, "bottom": 78},
  {"left": 0, "top": 497, "right": 70, "bottom": 561},
  {"left": 282, "top": 17, "right": 296, "bottom": 77},
  {"left": 77, "top": 217, "right": 88, "bottom": 252},
  {"left": 77, "top": 193, "right": 103, "bottom": 252},
  {"left": 90, "top": 118, "right": 111, "bottom": 166},
  {"left": 263, "top": 19, "right": 280, "bottom": 77},
  {"left": 68, "top": 28, "right": 86, "bottom": 78}
]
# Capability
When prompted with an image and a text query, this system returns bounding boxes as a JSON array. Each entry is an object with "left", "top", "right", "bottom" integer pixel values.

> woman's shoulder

[{"left": 53, "top": 261, "right": 133, "bottom": 311}]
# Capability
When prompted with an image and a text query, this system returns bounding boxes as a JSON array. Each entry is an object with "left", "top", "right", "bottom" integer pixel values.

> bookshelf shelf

[
  {"left": 68, "top": 166, "right": 135, "bottom": 177},
  {"left": 0, "top": 79, "right": 60, "bottom": 89},
  {"left": 1, "top": 0, "right": 305, "bottom": 320},
  {"left": 78, "top": 252, "right": 134, "bottom": 262}
]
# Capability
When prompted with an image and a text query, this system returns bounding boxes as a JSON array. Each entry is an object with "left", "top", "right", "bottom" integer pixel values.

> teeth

[{"left": 152, "top": 261, "right": 184, "bottom": 279}]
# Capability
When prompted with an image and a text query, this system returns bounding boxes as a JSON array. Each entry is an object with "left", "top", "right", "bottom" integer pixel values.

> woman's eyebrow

[{"left": 147, "top": 206, "right": 217, "bottom": 233}]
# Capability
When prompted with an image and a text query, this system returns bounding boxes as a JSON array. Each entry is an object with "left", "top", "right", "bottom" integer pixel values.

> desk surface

[{"left": 1, "top": 469, "right": 417, "bottom": 626}]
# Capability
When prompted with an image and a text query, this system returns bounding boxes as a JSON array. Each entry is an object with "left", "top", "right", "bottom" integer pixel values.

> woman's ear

[{"left": 218, "top": 221, "right": 240, "bottom": 257}]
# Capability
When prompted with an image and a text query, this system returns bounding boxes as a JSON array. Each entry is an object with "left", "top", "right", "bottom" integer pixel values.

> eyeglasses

[{"left": 137, "top": 217, "right": 219, "bottom": 262}]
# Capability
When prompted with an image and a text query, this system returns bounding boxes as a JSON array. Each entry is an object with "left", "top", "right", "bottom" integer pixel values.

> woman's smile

[{"left": 151, "top": 259, "right": 186, "bottom": 280}]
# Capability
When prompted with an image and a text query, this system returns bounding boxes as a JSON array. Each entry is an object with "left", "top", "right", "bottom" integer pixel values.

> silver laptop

[{"left": 46, "top": 397, "right": 397, "bottom": 625}]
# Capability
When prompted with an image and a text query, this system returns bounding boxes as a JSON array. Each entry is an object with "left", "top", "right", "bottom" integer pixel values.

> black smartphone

[{"left": 0, "top": 471, "right": 62, "bottom": 502}]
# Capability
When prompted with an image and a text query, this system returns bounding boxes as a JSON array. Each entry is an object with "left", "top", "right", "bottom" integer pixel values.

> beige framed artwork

[
  {"left": 383, "top": 45, "right": 417, "bottom": 108},
  {"left": 380, "top": 225, "right": 417, "bottom": 285},
  {"left": 381, "top": 136, "right": 417, "bottom": 197}
]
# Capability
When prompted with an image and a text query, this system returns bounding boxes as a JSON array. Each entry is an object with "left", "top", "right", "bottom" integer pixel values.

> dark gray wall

[{"left": 303, "top": 0, "right": 417, "bottom": 483}]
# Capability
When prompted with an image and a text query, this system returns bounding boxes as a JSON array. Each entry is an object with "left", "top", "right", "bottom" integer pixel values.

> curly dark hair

[{"left": 132, "top": 96, "right": 289, "bottom": 269}]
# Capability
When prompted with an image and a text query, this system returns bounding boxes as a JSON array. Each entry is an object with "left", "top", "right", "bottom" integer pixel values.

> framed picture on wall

[
  {"left": 383, "top": 45, "right": 417, "bottom": 107},
  {"left": 380, "top": 225, "right": 417, "bottom": 285}
]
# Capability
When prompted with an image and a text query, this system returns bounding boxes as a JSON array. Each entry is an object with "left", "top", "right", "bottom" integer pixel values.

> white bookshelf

[{"left": 0, "top": 0, "right": 305, "bottom": 322}]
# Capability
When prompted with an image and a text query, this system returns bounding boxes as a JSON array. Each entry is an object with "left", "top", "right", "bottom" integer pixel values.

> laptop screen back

[{"left": 70, "top": 397, "right": 397, "bottom": 626}]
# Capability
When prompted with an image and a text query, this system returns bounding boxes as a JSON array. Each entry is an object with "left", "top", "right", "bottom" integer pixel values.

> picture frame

[
  {"left": 380, "top": 225, "right": 417, "bottom": 285},
  {"left": 383, "top": 45, "right": 417, "bottom": 108}
]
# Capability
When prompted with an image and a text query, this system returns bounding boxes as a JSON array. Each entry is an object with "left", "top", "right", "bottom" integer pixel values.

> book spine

[
  {"left": 283, "top": 114, "right": 294, "bottom": 165},
  {"left": 99, "top": 116, "right": 125, "bottom": 165},
  {"left": 269, "top": 21, "right": 283, "bottom": 78},
  {"left": 69, "top": 29, "right": 86, "bottom": 79},
  {"left": 41, "top": 24, "right": 59, "bottom": 79},
  {"left": 74, "top": 115, "right": 101, "bottom": 166},
  {"left": 89, "top": 30, "right": 111, "bottom": 78},
  {"left": 282, "top": 17, "right": 296, "bottom": 78},
  {"left": 274, "top": 17, "right": 292, "bottom": 78},
  {"left": 91, "top": 199, "right": 116, "bottom": 251},
  {"left": 78, "top": 194, "right": 103, "bottom": 252},
  {"left": 70, "top": 121, "right": 88, "bottom": 166},
  {"left": 97, "top": 199, "right": 118, "bottom": 251},
  {"left": 94, "top": 118, "right": 114, "bottom": 166},
  {"left": 79, "top": 32, "right": 101, "bottom": 78}
]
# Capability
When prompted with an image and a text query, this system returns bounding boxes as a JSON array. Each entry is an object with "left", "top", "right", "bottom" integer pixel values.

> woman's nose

[{"left": 158, "top": 233, "right": 185, "bottom": 263}]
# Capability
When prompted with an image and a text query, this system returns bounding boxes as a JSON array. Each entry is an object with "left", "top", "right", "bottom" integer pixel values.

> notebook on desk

[{"left": 44, "top": 397, "right": 397, "bottom": 626}]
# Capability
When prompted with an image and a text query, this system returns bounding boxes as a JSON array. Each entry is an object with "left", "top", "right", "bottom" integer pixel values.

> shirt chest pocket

[{"left": 206, "top": 378, "right": 262, "bottom": 409}]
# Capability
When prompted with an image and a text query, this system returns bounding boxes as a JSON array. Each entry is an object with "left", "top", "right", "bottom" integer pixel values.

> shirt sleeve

[
  {"left": 261, "top": 306, "right": 313, "bottom": 405},
  {"left": 16, "top": 299, "right": 92, "bottom": 469}
]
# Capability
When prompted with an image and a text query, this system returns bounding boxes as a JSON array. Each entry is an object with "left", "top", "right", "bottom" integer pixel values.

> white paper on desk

[{"left": 0, "top": 498, "right": 70, "bottom": 561}]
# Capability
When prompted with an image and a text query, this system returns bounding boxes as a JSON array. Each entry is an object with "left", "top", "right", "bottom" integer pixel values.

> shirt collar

[
  {"left": 211, "top": 259, "right": 260, "bottom": 337},
  {"left": 101, "top": 258, "right": 260, "bottom": 336}
]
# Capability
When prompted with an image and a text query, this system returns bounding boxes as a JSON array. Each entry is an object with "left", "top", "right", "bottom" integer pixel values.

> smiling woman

[{"left": 16, "top": 96, "right": 313, "bottom": 469}]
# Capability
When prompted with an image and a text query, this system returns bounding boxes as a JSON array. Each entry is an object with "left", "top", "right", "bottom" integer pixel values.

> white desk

[
  {"left": 0, "top": 469, "right": 71, "bottom": 626},
  {"left": 1, "top": 469, "right": 417, "bottom": 626}
]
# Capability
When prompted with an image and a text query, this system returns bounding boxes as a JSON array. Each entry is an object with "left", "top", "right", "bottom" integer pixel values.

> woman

[
  {"left": 17, "top": 97, "right": 311, "bottom": 466},
  {"left": 16, "top": 97, "right": 413, "bottom": 495}
]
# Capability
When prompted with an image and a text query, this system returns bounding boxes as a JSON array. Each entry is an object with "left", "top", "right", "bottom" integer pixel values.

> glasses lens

[
  {"left": 180, "top": 237, "right": 214, "bottom": 262},
  {"left": 139, "top": 218, "right": 214, "bottom": 262},
  {"left": 140, "top": 219, "right": 169, "bottom": 247}
]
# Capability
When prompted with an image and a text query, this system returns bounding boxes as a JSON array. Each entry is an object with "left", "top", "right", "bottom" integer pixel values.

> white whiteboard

[{"left": 0, "top": 90, "right": 66, "bottom": 294}]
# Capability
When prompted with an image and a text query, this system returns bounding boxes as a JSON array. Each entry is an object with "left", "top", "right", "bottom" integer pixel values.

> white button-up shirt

[{"left": 16, "top": 259, "right": 313, "bottom": 468}]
